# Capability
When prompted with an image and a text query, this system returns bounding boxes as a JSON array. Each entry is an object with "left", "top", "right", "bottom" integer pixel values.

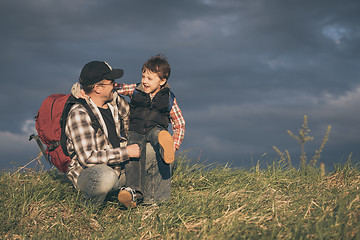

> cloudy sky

[{"left": 1, "top": 0, "right": 359, "bottom": 171}]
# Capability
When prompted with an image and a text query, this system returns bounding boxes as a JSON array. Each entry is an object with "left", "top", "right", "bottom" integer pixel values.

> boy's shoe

[
  {"left": 118, "top": 187, "right": 143, "bottom": 209},
  {"left": 158, "top": 130, "right": 175, "bottom": 164}
]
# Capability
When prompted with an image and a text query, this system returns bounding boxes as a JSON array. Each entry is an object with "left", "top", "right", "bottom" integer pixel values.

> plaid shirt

[
  {"left": 65, "top": 92, "right": 130, "bottom": 189},
  {"left": 117, "top": 83, "right": 185, "bottom": 150}
]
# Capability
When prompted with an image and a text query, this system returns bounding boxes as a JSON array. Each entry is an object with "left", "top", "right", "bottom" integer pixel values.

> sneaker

[
  {"left": 158, "top": 130, "right": 175, "bottom": 164},
  {"left": 118, "top": 187, "right": 143, "bottom": 208}
]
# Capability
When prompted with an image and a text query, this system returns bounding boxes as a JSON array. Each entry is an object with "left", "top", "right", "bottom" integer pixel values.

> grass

[
  {"left": 1, "top": 155, "right": 359, "bottom": 239},
  {"left": 1, "top": 116, "right": 359, "bottom": 239}
]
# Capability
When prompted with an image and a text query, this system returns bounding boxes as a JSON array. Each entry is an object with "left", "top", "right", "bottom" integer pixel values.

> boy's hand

[{"left": 126, "top": 144, "right": 140, "bottom": 158}]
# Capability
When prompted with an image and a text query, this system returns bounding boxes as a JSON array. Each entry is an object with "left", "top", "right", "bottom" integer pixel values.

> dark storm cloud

[{"left": 1, "top": 0, "right": 359, "bottom": 169}]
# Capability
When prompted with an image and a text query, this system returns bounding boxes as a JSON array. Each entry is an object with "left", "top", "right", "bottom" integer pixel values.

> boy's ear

[{"left": 160, "top": 78, "right": 167, "bottom": 86}]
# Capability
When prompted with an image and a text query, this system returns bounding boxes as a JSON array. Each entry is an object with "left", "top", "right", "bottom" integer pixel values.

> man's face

[
  {"left": 141, "top": 69, "right": 166, "bottom": 96},
  {"left": 96, "top": 79, "right": 115, "bottom": 101}
]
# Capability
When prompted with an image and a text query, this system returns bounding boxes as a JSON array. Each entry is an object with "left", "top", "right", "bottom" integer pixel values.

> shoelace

[{"left": 121, "top": 187, "right": 136, "bottom": 201}]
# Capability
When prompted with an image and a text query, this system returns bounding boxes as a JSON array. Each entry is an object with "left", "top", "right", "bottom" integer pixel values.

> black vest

[{"left": 129, "top": 87, "right": 171, "bottom": 134}]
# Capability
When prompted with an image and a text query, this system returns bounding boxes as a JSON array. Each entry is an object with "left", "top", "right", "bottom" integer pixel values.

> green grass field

[
  {"left": 1, "top": 155, "right": 359, "bottom": 239},
  {"left": 1, "top": 116, "right": 359, "bottom": 239}
]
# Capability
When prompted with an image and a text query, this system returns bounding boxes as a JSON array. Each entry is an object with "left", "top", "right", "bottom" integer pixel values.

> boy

[{"left": 117, "top": 54, "right": 185, "bottom": 207}]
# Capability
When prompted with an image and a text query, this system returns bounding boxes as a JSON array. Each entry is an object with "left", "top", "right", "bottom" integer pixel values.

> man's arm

[{"left": 66, "top": 105, "right": 131, "bottom": 167}]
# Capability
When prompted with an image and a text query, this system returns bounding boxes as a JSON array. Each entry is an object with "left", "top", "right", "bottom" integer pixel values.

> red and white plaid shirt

[{"left": 117, "top": 83, "right": 185, "bottom": 150}]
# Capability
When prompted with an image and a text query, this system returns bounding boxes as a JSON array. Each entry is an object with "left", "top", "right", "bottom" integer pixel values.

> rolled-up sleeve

[{"left": 170, "top": 97, "right": 185, "bottom": 150}]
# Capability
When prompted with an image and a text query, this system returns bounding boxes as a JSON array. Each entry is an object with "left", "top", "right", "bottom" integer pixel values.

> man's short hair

[{"left": 79, "top": 78, "right": 95, "bottom": 94}]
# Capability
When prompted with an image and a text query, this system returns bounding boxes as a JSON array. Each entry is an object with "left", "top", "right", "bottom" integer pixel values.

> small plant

[{"left": 273, "top": 115, "right": 331, "bottom": 168}]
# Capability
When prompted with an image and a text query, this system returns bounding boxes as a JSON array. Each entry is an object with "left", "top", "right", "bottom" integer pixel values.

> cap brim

[{"left": 102, "top": 69, "right": 124, "bottom": 80}]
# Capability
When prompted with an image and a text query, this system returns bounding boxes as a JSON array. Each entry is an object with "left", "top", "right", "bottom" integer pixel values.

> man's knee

[{"left": 78, "top": 164, "right": 118, "bottom": 195}]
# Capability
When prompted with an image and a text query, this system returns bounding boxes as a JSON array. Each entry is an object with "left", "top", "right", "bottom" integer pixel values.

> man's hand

[{"left": 126, "top": 144, "right": 140, "bottom": 158}]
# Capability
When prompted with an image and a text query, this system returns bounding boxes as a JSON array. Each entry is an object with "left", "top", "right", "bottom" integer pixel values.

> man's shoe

[
  {"left": 118, "top": 187, "right": 143, "bottom": 209},
  {"left": 158, "top": 130, "right": 175, "bottom": 164}
]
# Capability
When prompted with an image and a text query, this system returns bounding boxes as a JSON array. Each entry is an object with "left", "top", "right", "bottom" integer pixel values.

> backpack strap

[
  {"left": 60, "top": 95, "right": 101, "bottom": 157},
  {"left": 76, "top": 98, "right": 101, "bottom": 133},
  {"left": 168, "top": 91, "right": 175, "bottom": 112}
]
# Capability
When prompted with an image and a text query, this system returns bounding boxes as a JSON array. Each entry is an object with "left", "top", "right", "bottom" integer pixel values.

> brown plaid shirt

[{"left": 65, "top": 92, "right": 130, "bottom": 189}]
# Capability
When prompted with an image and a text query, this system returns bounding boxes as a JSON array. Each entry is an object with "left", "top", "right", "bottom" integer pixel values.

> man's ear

[{"left": 93, "top": 85, "right": 101, "bottom": 94}]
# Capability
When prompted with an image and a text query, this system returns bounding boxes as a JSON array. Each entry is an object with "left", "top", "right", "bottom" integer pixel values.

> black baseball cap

[{"left": 80, "top": 61, "right": 124, "bottom": 86}]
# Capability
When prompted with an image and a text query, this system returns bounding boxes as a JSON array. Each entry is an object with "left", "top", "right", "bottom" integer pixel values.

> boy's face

[{"left": 141, "top": 69, "right": 166, "bottom": 96}]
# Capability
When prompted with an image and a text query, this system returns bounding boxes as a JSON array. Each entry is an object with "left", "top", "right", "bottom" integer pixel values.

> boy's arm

[
  {"left": 116, "top": 83, "right": 137, "bottom": 96},
  {"left": 169, "top": 97, "right": 185, "bottom": 151}
]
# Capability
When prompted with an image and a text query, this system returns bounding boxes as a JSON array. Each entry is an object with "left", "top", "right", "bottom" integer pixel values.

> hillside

[{"left": 1, "top": 155, "right": 359, "bottom": 239}]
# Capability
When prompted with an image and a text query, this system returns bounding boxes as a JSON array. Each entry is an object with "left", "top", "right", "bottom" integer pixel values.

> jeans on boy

[
  {"left": 142, "top": 142, "right": 171, "bottom": 204},
  {"left": 125, "top": 126, "right": 167, "bottom": 194}
]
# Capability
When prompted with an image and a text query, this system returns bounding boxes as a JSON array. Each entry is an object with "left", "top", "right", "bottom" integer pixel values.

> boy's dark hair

[{"left": 142, "top": 54, "right": 171, "bottom": 81}]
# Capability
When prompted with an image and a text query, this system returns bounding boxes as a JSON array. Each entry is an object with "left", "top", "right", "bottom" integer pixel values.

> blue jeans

[
  {"left": 77, "top": 164, "right": 124, "bottom": 205},
  {"left": 126, "top": 126, "right": 171, "bottom": 199},
  {"left": 143, "top": 142, "right": 171, "bottom": 204}
]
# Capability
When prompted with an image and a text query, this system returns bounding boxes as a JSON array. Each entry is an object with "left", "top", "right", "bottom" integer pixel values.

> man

[{"left": 65, "top": 61, "right": 140, "bottom": 205}]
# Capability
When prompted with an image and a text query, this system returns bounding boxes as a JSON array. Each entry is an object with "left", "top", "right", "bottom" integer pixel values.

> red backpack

[{"left": 31, "top": 94, "right": 99, "bottom": 172}]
